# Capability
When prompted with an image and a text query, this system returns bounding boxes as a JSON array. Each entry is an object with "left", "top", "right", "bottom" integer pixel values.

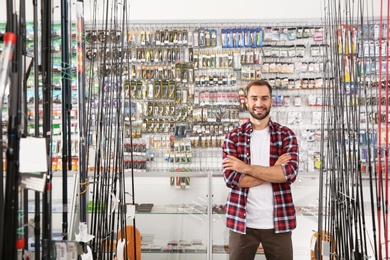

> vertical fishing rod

[
  {"left": 360, "top": 1, "right": 380, "bottom": 258},
  {"left": 0, "top": 29, "right": 17, "bottom": 260},
  {"left": 17, "top": 0, "right": 29, "bottom": 255},
  {"left": 125, "top": 5, "right": 140, "bottom": 259},
  {"left": 377, "top": 1, "right": 384, "bottom": 258},
  {"left": 2, "top": 0, "right": 23, "bottom": 257},
  {"left": 87, "top": 0, "right": 102, "bottom": 256},
  {"left": 347, "top": 1, "right": 368, "bottom": 257},
  {"left": 383, "top": 1, "right": 390, "bottom": 258},
  {"left": 317, "top": 0, "right": 332, "bottom": 255},
  {"left": 61, "top": 0, "right": 71, "bottom": 241},
  {"left": 32, "top": 0, "right": 41, "bottom": 258},
  {"left": 115, "top": 1, "right": 131, "bottom": 259},
  {"left": 41, "top": 0, "right": 53, "bottom": 257},
  {"left": 76, "top": 0, "right": 89, "bottom": 254},
  {"left": 353, "top": 1, "right": 369, "bottom": 257},
  {"left": 344, "top": 0, "right": 367, "bottom": 258}
]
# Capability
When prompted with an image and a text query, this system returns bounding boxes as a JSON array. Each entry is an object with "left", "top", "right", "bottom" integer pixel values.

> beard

[{"left": 248, "top": 106, "right": 270, "bottom": 121}]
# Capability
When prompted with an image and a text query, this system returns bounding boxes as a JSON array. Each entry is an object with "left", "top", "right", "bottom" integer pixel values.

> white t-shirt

[{"left": 246, "top": 127, "right": 274, "bottom": 229}]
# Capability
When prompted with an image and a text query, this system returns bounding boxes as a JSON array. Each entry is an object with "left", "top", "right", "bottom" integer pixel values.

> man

[{"left": 222, "top": 79, "right": 299, "bottom": 260}]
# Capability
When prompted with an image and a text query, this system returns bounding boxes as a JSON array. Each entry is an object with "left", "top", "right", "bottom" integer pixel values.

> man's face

[{"left": 245, "top": 84, "right": 272, "bottom": 121}]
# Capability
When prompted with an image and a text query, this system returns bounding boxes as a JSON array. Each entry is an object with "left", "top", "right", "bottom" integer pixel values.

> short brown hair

[{"left": 246, "top": 80, "right": 272, "bottom": 97}]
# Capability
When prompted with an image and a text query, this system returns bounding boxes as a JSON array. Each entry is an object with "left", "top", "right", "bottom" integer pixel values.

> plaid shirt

[{"left": 222, "top": 119, "right": 299, "bottom": 234}]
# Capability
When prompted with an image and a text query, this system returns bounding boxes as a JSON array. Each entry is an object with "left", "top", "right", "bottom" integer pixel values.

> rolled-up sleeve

[
  {"left": 280, "top": 131, "right": 299, "bottom": 183},
  {"left": 222, "top": 132, "right": 244, "bottom": 188}
]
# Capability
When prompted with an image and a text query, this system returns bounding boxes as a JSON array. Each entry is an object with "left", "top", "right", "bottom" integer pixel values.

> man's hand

[
  {"left": 275, "top": 153, "right": 291, "bottom": 166},
  {"left": 223, "top": 155, "right": 249, "bottom": 174}
]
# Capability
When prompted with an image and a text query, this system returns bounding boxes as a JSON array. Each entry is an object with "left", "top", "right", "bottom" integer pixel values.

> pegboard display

[{"left": 81, "top": 22, "right": 328, "bottom": 175}]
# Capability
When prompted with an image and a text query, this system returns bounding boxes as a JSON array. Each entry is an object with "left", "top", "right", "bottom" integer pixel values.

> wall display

[{"left": 76, "top": 21, "right": 328, "bottom": 259}]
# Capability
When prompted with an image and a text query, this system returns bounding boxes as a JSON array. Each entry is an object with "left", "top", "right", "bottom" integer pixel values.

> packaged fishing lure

[
  {"left": 174, "top": 48, "right": 180, "bottom": 62},
  {"left": 209, "top": 53, "right": 215, "bottom": 68},
  {"left": 161, "top": 102, "right": 169, "bottom": 116},
  {"left": 181, "top": 30, "right": 187, "bottom": 45},
  {"left": 285, "top": 27, "right": 296, "bottom": 40},
  {"left": 198, "top": 28, "right": 205, "bottom": 47},
  {"left": 296, "top": 27, "right": 304, "bottom": 38},
  {"left": 225, "top": 29, "right": 232, "bottom": 48},
  {"left": 296, "top": 44, "right": 306, "bottom": 57},
  {"left": 186, "top": 30, "right": 193, "bottom": 46},
  {"left": 193, "top": 51, "right": 199, "bottom": 69},
  {"left": 240, "top": 28, "right": 246, "bottom": 47},
  {"left": 236, "top": 50, "right": 244, "bottom": 66},
  {"left": 164, "top": 29, "right": 170, "bottom": 45},
  {"left": 231, "top": 28, "right": 238, "bottom": 48},
  {"left": 188, "top": 67, "right": 194, "bottom": 83},
  {"left": 221, "top": 28, "right": 227, "bottom": 48},
  {"left": 210, "top": 29, "right": 217, "bottom": 47},
  {"left": 227, "top": 52, "right": 233, "bottom": 68},
  {"left": 140, "top": 31, "right": 146, "bottom": 46},
  {"left": 255, "top": 28, "right": 263, "bottom": 47},
  {"left": 167, "top": 48, "right": 173, "bottom": 62},
  {"left": 154, "top": 81, "right": 162, "bottom": 99},
  {"left": 192, "top": 29, "right": 199, "bottom": 47},
  {"left": 263, "top": 27, "right": 273, "bottom": 42},
  {"left": 204, "top": 29, "right": 211, "bottom": 47}
]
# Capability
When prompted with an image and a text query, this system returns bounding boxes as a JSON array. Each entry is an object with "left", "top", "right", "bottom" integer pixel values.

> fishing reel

[
  {"left": 86, "top": 48, "right": 98, "bottom": 60},
  {"left": 100, "top": 64, "right": 110, "bottom": 77},
  {"left": 110, "top": 31, "right": 121, "bottom": 43},
  {"left": 86, "top": 30, "right": 98, "bottom": 44},
  {"left": 98, "top": 30, "right": 108, "bottom": 43}
]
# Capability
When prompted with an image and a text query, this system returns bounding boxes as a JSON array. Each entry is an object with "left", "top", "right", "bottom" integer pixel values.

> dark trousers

[{"left": 229, "top": 228, "right": 293, "bottom": 260}]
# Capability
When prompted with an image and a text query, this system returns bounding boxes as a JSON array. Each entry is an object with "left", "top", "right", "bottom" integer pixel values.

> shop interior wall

[
  {"left": 1, "top": 0, "right": 382, "bottom": 22},
  {"left": 1, "top": 0, "right": 384, "bottom": 259}
]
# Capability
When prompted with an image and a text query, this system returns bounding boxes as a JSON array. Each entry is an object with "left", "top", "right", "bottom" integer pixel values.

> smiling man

[{"left": 222, "top": 79, "right": 299, "bottom": 260}]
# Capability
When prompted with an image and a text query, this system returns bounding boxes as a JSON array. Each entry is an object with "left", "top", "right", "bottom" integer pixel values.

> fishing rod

[
  {"left": 384, "top": 0, "right": 390, "bottom": 259},
  {"left": 18, "top": 0, "right": 31, "bottom": 256},
  {"left": 87, "top": 0, "right": 103, "bottom": 256},
  {"left": 41, "top": 0, "right": 53, "bottom": 257},
  {"left": 115, "top": 1, "right": 133, "bottom": 259},
  {"left": 2, "top": 0, "right": 25, "bottom": 257},
  {"left": 377, "top": 1, "right": 384, "bottom": 258},
  {"left": 384, "top": 1, "right": 390, "bottom": 258},
  {"left": 353, "top": 1, "right": 369, "bottom": 258},
  {"left": 32, "top": 0, "right": 42, "bottom": 258},
  {"left": 124, "top": 5, "right": 141, "bottom": 258},
  {"left": 347, "top": 1, "right": 369, "bottom": 257},
  {"left": 61, "top": 0, "right": 72, "bottom": 241},
  {"left": 361, "top": 0, "right": 379, "bottom": 257},
  {"left": 75, "top": 0, "right": 93, "bottom": 257},
  {"left": 0, "top": 30, "right": 17, "bottom": 259},
  {"left": 0, "top": 0, "right": 15, "bottom": 257}
]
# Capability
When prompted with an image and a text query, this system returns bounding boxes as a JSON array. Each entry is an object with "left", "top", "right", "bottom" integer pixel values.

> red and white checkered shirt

[{"left": 222, "top": 119, "right": 299, "bottom": 234}]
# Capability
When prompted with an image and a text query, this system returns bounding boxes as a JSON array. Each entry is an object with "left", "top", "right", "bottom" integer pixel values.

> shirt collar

[{"left": 245, "top": 118, "right": 275, "bottom": 133}]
